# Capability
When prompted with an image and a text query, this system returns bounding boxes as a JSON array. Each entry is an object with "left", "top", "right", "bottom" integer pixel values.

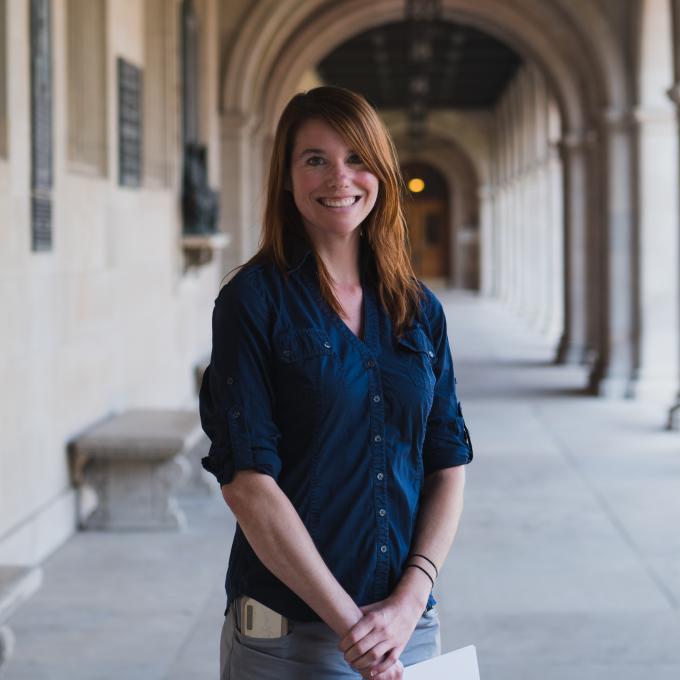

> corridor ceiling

[{"left": 317, "top": 21, "right": 522, "bottom": 110}]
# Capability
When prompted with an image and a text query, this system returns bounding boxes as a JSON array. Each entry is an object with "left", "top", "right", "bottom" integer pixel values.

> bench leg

[{"left": 81, "top": 454, "right": 190, "bottom": 531}]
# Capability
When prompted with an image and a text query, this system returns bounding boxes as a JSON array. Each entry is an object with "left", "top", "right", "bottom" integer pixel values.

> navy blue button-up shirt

[{"left": 199, "top": 237, "right": 473, "bottom": 622}]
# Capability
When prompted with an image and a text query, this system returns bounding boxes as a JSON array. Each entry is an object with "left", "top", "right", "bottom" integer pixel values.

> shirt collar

[{"left": 286, "top": 231, "right": 315, "bottom": 275}]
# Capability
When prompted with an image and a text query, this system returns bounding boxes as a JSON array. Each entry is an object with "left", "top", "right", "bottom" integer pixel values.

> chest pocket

[
  {"left": 395, "top": 326, "right": 436, "bottom": 388},
  {"left": 274, "top": 328, "right": 334, "bottom": 363},
  {"left": 273, "top": 328, "right": 341, "bottom": 436}
]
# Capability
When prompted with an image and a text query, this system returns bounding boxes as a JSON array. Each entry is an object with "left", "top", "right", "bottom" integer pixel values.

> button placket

[{"left": 364, "top": 353, "right": 389, "bottom": 587}]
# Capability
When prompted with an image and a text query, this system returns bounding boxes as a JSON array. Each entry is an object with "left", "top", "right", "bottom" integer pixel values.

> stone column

[
  {"left": 479, "top": 183, "right": 495, "bottom": 296},
  {"left": 248, "top": 120, "right": 270, "bottom": 247},
  {"left": 545, "top": 144, "right": 564, "bottom": 340},
  {"left": 220, "top": 111, "right": 257, "bottom": 271},
  {"left": 509, "top": 87, "right": 522, "bottom": 311},
  {"left": 590, "top": 110, "right": 637, "bottom": 397},
  {"left": 528, "top": 164, "right": 543, "bottom": 329},
  {"left": 631, "top": 104, "right": 679, "bottom": 403},
  {"left": 665, "top": 82, "right": 680, "bottom": 427},
  {"left": 555, "top": 131, "right": 590, "bottom": 364}
]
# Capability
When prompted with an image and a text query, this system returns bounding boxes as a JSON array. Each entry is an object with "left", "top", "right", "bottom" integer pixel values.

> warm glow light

[{"left": 408, "top": 178, "right": 425, "bottom": 193}]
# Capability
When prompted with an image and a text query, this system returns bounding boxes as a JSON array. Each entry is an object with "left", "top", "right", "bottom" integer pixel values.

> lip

[{"left": 318, "top": 195, "right": 360, "bottom": 200}]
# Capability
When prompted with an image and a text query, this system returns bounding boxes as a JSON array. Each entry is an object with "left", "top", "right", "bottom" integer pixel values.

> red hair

[{"left": 233, "top": 86, "right": 424, "bottom": 336}]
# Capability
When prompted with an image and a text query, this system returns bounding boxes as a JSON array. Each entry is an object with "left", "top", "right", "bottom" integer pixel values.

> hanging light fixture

[{"left": 404, "top": 0, "right": 442, "bottom": 143}]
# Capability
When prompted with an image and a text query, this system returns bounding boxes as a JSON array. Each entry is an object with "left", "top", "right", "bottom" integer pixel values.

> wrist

[{"left": 394, "top": 567, "right": 431, "bottom": 614}]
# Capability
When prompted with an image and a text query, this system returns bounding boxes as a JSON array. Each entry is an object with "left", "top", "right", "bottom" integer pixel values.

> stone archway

[
  {"left": 396, "top": 134, "right": 480, "bottom": 290},
  {"left": 219, "top": 0, "right": 635, "bottom": 397}
]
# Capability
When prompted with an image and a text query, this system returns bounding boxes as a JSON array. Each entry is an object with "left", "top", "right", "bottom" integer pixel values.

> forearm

[
  {"left": 222, "top": 471, "right": 362, "bottom": 636},
  {"left": 393, "top": 465, "right": 466, "bottom": 608}
]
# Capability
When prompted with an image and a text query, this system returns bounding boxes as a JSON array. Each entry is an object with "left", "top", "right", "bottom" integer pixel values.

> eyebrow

[
  {"left": 298, "top": 148, "right": 326, "bottom": 158},
  {"left": 297, "top": 148, "right": 360, "bottom": 160}
]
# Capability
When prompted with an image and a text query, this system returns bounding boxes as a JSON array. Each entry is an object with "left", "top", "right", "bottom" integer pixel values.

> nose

[{"left": 326, "top": 159, "right": 350, "bottom": 188}]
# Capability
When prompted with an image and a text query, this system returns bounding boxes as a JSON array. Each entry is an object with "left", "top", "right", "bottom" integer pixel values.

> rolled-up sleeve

[
  {"left": 422, "top": 292, "right": 473, "bottom": 474},
  {"left": 199, "top": 276, "right": 282, "bottom": 486}
]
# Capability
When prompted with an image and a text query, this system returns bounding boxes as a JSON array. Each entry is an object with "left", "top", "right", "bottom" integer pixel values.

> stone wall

[{"left": 0, "top": 0, "right": 225, "bottom": 565}]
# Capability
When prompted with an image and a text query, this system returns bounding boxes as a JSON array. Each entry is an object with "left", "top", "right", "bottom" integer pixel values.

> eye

[
  {"left": 305, "top": 155, "right": 326, "bottom": 166},
  {"left": 348, "top": 153, "right": 364, "bottom": 165}
]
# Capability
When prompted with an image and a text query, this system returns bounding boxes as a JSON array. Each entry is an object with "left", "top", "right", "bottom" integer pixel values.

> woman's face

[{"left": 289, "top": 118, "right": 379, "bottom": 240}]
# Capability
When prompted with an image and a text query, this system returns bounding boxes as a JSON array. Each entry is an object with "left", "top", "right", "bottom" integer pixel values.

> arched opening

[
  {"left": 401, "top": 161, "right": 452, "bottom": 285},
  {"left": 219, "top": 0, "right": 635, "bottom": 397}
]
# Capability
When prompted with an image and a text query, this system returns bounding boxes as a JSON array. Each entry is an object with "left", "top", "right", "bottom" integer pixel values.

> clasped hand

[{"left": 338, "top": 594, "right": 423, "bottom": 679}]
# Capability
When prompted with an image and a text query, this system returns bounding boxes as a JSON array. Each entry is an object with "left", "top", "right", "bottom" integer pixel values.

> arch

[
  {"left": 219, "top": 0, "right": 639, "bottom": 398},
  {"left": 397, "top": 133, "right": 479, "bottom": 289},
  {"left": 221, "top": 0, "right": 628, "bottom": 134}
]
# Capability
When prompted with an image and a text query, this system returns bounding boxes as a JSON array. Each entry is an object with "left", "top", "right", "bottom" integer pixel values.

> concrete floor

[{"left": 4, "top": 291, "right": 680, "bottom": 680}]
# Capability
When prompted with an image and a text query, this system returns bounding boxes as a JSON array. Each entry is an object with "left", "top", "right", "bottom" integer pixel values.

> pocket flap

[
  {"left": 396, "top": 327, "right": 435, "bottom": 360},
  {"left": 274, "top": 328, "right": 334, "bottom": 363}
]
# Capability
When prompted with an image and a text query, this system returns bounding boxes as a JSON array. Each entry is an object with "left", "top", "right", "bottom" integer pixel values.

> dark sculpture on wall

[{"left": 181, "top": 143, "right": 219, "bottom": 235}]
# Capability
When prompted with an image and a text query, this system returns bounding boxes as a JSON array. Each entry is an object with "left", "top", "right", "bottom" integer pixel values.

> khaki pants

[{"left": 219, "top": 601, "right": 441, "bottom": 679}]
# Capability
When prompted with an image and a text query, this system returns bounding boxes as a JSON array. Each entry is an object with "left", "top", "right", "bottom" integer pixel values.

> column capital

[
  {"left": 600, "top": 107, "right": 636, "bottom": 131},
  {"left": 557, "top": 128, "right": 597, "bottom": 155}
]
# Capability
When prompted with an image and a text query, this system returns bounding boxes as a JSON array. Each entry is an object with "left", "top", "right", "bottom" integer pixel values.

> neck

[{"left": 305, "top": 226, "right": 362, "bottom": 287}]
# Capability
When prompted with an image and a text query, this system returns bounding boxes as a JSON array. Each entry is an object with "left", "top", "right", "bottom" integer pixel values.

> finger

[
  {"left": 374, "top": 659, "right": 404, "bottom": 680},
  {"left": 369, "top": 648, "right": 401, "bottom": 676},
  {"left": 345, "top": 630, "right": 384, "bottom": 665},
  {"left": 339, "top": 618, "right": 374, "bottom": 653},
  {"left": 351, "top": 640, "right": 392, "bottom": 671}
]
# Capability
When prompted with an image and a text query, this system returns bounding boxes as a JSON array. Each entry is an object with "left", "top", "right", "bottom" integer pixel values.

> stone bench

[
  {"left": 0, "top": 566, "right": 42, "bottom": 668},
  {"left": 69, "top": 409, "right": 203, "bottom": 531}
]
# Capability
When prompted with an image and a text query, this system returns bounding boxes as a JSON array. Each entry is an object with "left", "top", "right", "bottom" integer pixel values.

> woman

[{"left": 199, "top": 86, "right": 473, "bottom": 680}]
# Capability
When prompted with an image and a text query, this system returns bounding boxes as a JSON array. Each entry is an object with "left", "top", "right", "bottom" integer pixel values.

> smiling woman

[
  {"left": 289, "top": 119, "right": 379, "bottom": 242},
  {"left": 200, "top": 86, "right": 472, "bottom": 680}
]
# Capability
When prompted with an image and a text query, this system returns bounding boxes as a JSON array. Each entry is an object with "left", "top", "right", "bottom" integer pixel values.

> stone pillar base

[
  {"left": 666, "top": 396, "right": 680, "bottom": 430},
  {"left": 554, "top": 333, "right": 588, "bottom": 365},
  {"left": 593, "top": 374, "right": 634, "bottom": 399}
]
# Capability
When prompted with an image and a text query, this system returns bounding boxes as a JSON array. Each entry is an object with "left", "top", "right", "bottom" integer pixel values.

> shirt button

[
  {"left": 366, "top": 359, "right": 375, "bottom": 368},
  {"left": 379, "top": 508, "right": 386, "bottom": 517},
  {"left": 373, "top": 434, "right": 382, "bottom": 443},
  {"left": 232, "top": 409, "right": 241, "bottom": 419},
  {"left": 372, "top": 395, "right": 381, "bottom": 403},
  {"left": 226, "top": 377, "right": 234, "bottom": 385},
  {"left": 282, "top": 349, "right": 291, "bottom": 357},
  {"left": 428, "top": 350, "right": 434, "bottom": 358},
  {"left": 380, "top": 545, "right": 387, "bottom": 554},
  {"left": 323, "top": 341, "right": 331, "bottom": 349},
  {"left": 376, "top": 472, "right": 384, "bottom": 481}
]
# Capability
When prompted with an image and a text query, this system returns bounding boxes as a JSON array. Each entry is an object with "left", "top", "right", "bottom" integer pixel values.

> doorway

[{"left": 401, "top": 162, "right": 450, "bottom": 282}]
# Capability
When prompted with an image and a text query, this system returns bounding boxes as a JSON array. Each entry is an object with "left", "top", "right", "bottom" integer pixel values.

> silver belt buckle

[{"left": 236, "top": 596, "right": 290, "bottom": 639}]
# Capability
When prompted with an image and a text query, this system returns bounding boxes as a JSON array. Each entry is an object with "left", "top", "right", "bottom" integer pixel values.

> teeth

[{"left": 320, "top": 197, "right": 358, "bottom": 207}]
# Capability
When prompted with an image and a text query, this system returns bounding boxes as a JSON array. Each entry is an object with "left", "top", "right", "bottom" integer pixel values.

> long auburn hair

[{"left": 233, "top": 86, "right": 424, "bottom": 336}]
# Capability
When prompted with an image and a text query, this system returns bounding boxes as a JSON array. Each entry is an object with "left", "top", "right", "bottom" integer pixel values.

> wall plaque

[
  {"left": 30, "top": 0, "right": 53, "bottom": 251},
  {"left": 118, "top": 57, "right": 143, "bottom": 187}
]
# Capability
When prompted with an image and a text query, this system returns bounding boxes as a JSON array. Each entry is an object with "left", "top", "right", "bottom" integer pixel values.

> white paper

[{"left": 404, "top": 645, "right": 479, "bottom": 679}]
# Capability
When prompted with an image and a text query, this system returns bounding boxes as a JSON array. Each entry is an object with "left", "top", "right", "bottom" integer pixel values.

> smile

[{"left": 317, "top": 196, "right": 361, "bottom": 208}]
